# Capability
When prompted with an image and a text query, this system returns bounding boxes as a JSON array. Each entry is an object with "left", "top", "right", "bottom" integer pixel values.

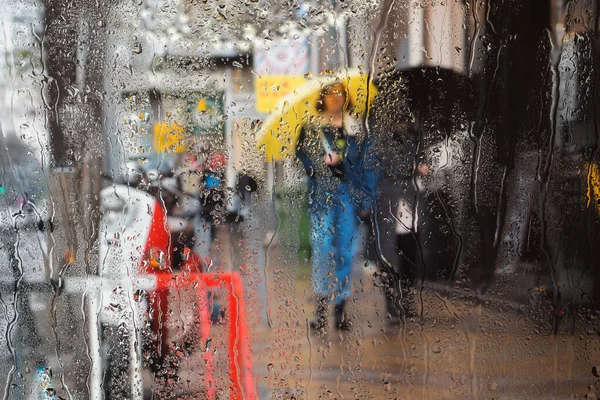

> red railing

[{"left": 153, "top": 271, "right": 256, "bottom": 400}]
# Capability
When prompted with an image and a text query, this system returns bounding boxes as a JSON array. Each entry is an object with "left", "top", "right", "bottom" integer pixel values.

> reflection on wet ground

[{"left": 251, "top": 255, "right": 600, "bottom": 400}]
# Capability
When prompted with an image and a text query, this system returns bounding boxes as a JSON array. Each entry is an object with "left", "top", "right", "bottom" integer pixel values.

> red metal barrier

[{"left": 155, "top": 272, "right": 256, "bottom": 400}]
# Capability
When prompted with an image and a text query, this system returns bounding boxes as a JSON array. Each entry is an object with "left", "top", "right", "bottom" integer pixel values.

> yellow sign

[
  {"left": 255, "top": 75, "right": 306, "bottom": 113},
  {"left": 586, "top": 162, "right": 600, "bottom": 215},
  {"left": 197, "top": 98, "right": 208, "bottom": 112},
  {"left": 153, "top": 123, "right": 186, "bottom": 154}
]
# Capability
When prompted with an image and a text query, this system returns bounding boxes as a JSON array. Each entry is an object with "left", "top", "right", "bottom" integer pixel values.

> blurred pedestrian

[
  {"left": 199, "top": 150, "right": 227, "bottom": 242},
  {"left": 389, "top": 121, "right": 422, "bottom": 323},
  {"left": 171, "top": 152, "right": 203, "bottom": 272},
  {"left": 369, "top": 117, "right": 422, "bottom": 324},
  {"left": 295, "top": 82, "right": 364, "bottom": 332}
]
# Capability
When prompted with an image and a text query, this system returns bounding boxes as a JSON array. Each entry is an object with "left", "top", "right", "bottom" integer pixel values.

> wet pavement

[
  {"left": 249, "top": 256, "right": 600, "bottom": 400},
  {"left": 1, "top": 222, "right": 600, "bottom": 399}
]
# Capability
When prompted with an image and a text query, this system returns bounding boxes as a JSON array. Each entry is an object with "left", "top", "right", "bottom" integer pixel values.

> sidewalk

[{"left": 249, "top": 249, "right": 600, "bottom": 400}]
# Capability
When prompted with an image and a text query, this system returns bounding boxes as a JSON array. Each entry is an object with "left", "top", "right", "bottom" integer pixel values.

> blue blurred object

[
  {"left": 204, "top": 172, "right": 221, "bottom": 189},
  {"left": 36, "top": 366, "right": 57, "bottom": 399}
]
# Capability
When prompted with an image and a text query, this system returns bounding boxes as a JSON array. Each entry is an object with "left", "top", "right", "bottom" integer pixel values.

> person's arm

[
  {"left": 344, "top": 115, "right": 377, "bottom": 212},
  {"left": 295, "top": 125, "right": 316, "bottom": 177}
]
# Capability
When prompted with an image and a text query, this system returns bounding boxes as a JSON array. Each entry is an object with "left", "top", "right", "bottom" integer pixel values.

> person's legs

[
  {"left": 385, "top": 232, "right": 419, "bottom": 322},
  {"left": 332, "top": 190, "right": 357, "bottom": 329},
  {"left": 309, "top": 204, "right": 335, "bottom": 296},
  {"left": 308, "top": 202, "right": 335, "bottom": 330}
]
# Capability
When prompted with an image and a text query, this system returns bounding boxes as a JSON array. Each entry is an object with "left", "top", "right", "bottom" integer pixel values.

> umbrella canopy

[
  {"left": 257, "top": 70, "right": 378, "bottom": 162},
  {"left": 374, "top": 67, "right": 478, "bottom": 126},
  {"left": 369, "top": 66, "right": 479, "bottom": 156}
]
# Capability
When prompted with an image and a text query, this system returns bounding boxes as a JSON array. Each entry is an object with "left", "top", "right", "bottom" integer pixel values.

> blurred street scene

[{"left": 1, "top": 0, "right": 600, "bottom": 399}]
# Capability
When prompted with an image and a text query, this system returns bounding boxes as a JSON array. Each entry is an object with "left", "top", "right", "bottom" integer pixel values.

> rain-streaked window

[{"left": 1, "top": 0, "right": 600, "bottom": 398}]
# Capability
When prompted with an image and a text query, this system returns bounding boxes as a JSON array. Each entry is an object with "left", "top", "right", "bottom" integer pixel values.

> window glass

[{"left": 1, "top": 0, "right": 600, "bottom": 398}]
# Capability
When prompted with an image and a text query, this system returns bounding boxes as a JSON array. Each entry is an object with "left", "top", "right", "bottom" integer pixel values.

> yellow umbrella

[{"left": 257, "top": 70, "right": 378, "bottom": 162}]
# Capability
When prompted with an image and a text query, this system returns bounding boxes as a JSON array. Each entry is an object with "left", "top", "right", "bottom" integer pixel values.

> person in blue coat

[{"left": 295, "top": 82, "right": 371, "bottom": 332}]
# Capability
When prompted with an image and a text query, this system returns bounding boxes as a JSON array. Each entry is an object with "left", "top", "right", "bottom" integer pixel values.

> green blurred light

[{"left": 0, "top": 186, "right": 5, "bottom": 195}]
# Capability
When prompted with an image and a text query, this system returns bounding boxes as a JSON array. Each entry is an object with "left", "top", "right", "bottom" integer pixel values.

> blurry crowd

[{"left": 119, "top": 146, "right": 257, "bottom": 272}]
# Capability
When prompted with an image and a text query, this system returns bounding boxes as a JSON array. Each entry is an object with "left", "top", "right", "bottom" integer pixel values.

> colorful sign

[
  {"left": 253, "top": 37, "right": 310, "bottom": 76},
  {"left": 254, "top": 37, "right": 310, "bottom": 113},
  {"left": 189, "top": 95, "right": 225, "bottom": 136},
  {"left": 153, "top": 122, "right": 186, "bottom": 154}
]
